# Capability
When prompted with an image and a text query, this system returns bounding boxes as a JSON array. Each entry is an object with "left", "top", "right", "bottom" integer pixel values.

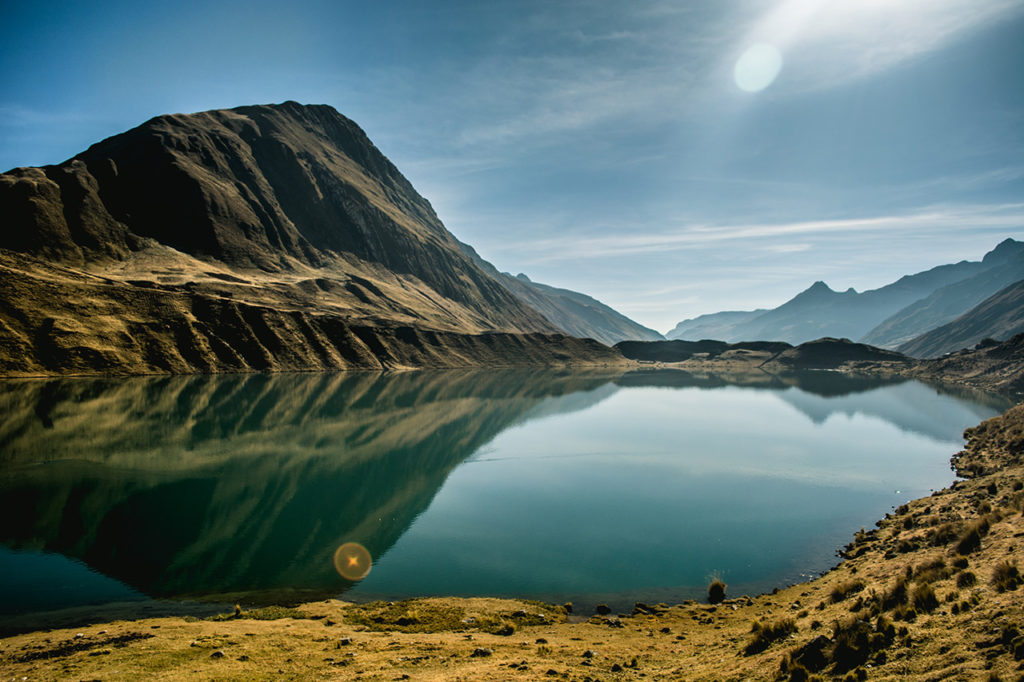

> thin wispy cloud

[{"left": 497, "top": 204, "right": 1024, "bottom": 262}]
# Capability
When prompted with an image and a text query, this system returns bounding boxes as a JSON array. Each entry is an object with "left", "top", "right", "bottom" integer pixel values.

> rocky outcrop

[
  {"left": 908, "top": 333, "right": 1024, "bottom": 395},
  {"left": 614, "top": 339, "right": 790, "bottom": 363},
  {"left": 761, "top": 337, "right": 913, "bottom": 371}
]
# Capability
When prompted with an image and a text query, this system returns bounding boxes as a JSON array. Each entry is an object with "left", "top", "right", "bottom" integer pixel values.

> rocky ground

[{"left": 3, "top": 404, "right": 1024, "bottom": 681}]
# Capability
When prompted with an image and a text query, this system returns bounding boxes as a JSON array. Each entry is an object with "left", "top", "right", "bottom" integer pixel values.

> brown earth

[
  {"left": 0, "top": 248, "right": 625, "bottom": 375},
  {"left": 3, "top": 402, "right": 1023, "bottom": 681}
]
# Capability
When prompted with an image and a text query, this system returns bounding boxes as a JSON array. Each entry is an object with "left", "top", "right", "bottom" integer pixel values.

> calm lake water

[{"left": 0, "top": 369, "right": 1010, "bottom": 621}]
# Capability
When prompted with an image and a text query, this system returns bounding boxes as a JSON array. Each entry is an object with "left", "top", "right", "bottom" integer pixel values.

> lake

[{"left": 0, "top": 369, "right": 1010, "bottom": 623}]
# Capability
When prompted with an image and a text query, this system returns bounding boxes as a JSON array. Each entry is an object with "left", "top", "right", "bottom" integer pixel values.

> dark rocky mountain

[
  {"left": 908, "top": 332, "right": 1024, "bottom": 395},
  {"left": 898, "top": 279, "right": 1024, "bottom": 358},
  {"left": 0, "top": 102, "right": 626, "bottom": 374},
  {"left": 460, "top": 242, "right": 663, "bottom": 345},
  {"left": 862, "top": 239, "right": 1024, "bottom": 349},
  {"left": 761, "top": 337, "right": 913, "bottom": 371},
  {"left": 666, "top": 239, "right": 1023, "bottom": 346},
  {"left": 615, "top": 339, "right": 790, "bottom": 363}
]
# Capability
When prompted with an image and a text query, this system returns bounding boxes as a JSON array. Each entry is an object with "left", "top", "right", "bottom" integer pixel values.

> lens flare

[
  {"left": 734, "top": 43, "right": 783, "bottom": 92},
  {"left": 333, "top": 542, "right": 372, "bottom": 581}
]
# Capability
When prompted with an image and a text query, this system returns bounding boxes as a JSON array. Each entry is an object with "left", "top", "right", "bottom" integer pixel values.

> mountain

[
  {"left": 615, "top": 339, "right": 790, "bottom": 363},
  {"left": 908, "top": 332, "right": 1024, "bottom": 394},
  {"left": 0, "top": 102, "right": 624, "bottom": 374},
  {"left": 460, "top": 242, "right": 663, "bottom": 345},
  {"left": 862, "top": 239, "right": 1024, "bottom": 348},
  {"left": 760, "top": 337, "right": 913, "bottom": 371},
  {"left": 666, "top": 310, "right": 766, "bottom": 341},
  {"left": 666, "top": 239, "right": 1023, "bottom": 345},
  {"left": 898, "top": 279, "right": 1024, "bottom": 358}
]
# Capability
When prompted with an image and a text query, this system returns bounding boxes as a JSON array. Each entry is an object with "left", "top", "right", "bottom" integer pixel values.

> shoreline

[{"left": 3, "top": 403, "right": 1023, "bottom": 679}]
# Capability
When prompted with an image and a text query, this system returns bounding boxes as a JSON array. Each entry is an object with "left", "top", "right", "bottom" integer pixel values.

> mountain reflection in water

[{"left": 0, "top": 369, "right": 1009, "bottom": 619}]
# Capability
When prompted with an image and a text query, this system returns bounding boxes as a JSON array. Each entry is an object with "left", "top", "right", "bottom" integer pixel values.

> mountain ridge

[
  {"left": 667, "top": 239, "right": 1024, "bottom": 346},
  {"left": 898, "top": 279, "right": 1024, "bottom": 358}
]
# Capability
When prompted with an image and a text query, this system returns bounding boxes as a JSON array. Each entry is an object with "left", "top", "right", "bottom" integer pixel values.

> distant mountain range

[
  {"left": 0, "top": 102, "right": 650, "bottom": 375},
  {"left": 668, "top": 238, "right": 1024, "bottom": 357}
]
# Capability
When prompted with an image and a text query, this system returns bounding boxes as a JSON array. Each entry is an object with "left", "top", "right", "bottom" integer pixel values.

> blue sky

[{"left": 2, "top": 0, "right": 1023, "bottom": 332}]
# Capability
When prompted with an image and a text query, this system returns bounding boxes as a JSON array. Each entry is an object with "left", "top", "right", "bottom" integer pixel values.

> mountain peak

[
  {"left": 797, "top": 281, "right": 836, "bottom": 297},
  {"left": 982, "top": 238, "right": 1024, "bottom": 266}
]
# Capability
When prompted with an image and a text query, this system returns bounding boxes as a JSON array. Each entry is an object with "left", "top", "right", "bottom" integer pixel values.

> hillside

[
  {"left": 460, "top": 242, "right": 663, "bottom": 345},
  {"left": 666, "top": 309, "right": 765, "bottom": 341},
  {"left": 0, "top": 102, "right": 627, "bottom": 374},
  {"left": 863, "top": 239, "right": 1024, "bottom": 349},
  {"left": 615, "top": 339, "right": 790, "bottom": 363},
  {"left": 899, "top": 280, "right": 1024, "bottom": 358}
]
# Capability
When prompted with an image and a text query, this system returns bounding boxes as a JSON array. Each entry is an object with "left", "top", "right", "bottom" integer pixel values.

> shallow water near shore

[{"left": 0, "top": 369, "right": 1010, "bottom": 622}]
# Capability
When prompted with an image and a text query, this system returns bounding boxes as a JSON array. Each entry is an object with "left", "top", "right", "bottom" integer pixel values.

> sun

[{"left": 734, "top": 43, "right": 784, "bottom": 92}]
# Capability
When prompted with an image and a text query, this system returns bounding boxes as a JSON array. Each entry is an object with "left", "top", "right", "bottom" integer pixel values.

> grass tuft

[
  {"left": 743, "top": 618, "right": 795, "bottom": 655},
  {"left": 830, "top": 580, "right": 865, "bottom": 604},
  {"left": 991, "top": 560, "right": 1023, "bottom": 592},
  {"left": 707, "top": 579, "right": 727, "bottom": 604}
]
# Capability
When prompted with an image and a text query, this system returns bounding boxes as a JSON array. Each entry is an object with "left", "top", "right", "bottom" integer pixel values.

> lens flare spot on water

[{"left": 333, "top": 542, "right": 372, "bottom": 581}]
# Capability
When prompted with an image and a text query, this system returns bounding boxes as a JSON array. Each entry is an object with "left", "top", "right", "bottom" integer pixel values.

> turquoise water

[{"left": 0, "top": 369, "right": 1008, "bottom": 619}]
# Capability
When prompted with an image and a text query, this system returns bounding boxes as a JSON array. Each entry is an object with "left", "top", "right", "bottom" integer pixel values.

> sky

[{"left": 2, "top": 0, "right": 1023, "bottom": 333}]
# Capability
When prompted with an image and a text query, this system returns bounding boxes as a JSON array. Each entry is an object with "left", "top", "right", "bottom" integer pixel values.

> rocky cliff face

[{"left": 0, "top": 102, "right": 625, "bottom": 374}]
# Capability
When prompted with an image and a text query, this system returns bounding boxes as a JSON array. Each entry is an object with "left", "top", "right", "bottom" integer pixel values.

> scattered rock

[{"left": 470, "top": 648, "right": 493, "bottom": 658}]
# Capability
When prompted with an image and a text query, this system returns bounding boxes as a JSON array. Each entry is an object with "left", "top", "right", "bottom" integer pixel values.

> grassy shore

[{"left": 3, "top": 405, "right": 1024, "bottom": 681}]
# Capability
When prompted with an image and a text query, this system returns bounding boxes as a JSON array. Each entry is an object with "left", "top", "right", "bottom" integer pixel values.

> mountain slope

[
  {"left": 458, "top": 242, "right": 662, "bottom": 345},
  {"left": 0, "top": 102, "right": 626, "bottom": 374},
  {"left": 666, "top": 239, "right": 1022, "bottom": 345},
  {"left": 862, "top": 240, "right": 1024, "bottom": 348},
  {"left": 898, "top": 280, "right": 1024, "bottom": 358},
  {"left": 666, "top": 310, "right": 766, "bottom": 340}
]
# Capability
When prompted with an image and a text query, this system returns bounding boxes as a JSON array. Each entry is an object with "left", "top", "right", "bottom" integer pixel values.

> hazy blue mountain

[
  {"left": 460, "top": 242, "right": 663, "bottom": 345},
  {"left": 666, "top": 310, "right": 766, "bottom": 340},
  {"left": 898, "top": 279, "right": 1024, "bottom": 358},
  {"left": 862, "top": 239, "right": 1024, "bottom": 348},
  {"left": 666, "top": 239, "right": 1022, "bottom": 345}
]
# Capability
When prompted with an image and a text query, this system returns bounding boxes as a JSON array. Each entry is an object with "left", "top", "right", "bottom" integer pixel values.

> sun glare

[{"left": 733, "top": 43, "right": 783, "bottom": 92}]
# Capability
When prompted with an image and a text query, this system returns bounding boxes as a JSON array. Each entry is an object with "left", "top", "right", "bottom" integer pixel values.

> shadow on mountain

[{"left": 0, "top": 370, "right": 618, "bottom": 612}]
